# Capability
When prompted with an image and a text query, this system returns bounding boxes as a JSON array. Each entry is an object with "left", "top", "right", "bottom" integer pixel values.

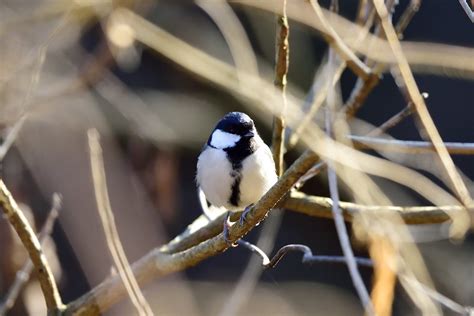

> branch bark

[
  {"left": 0, "top": 181, "right": 63, "bottom": 314},
  {"left": 64, "top": 150, "right": 319, "bottom": 315}
]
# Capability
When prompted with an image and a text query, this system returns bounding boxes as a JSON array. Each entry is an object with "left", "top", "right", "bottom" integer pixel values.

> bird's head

[{"left": 208, "top": 112, "right": 256, "bottom": 149}]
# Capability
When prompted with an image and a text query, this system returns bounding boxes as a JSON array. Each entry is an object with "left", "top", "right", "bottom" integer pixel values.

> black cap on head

[{"left": 214, "top": 112, "right": 255, "bottom": 136}]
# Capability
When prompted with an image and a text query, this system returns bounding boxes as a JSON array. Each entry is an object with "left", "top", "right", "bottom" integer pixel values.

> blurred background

[{"left": 0, "top": 0, "right": 474, "bottom": 315}]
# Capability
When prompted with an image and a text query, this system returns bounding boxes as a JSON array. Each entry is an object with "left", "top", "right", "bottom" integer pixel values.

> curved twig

[{"left": 267, "top": 244, "right": 373, "bottom": 269}]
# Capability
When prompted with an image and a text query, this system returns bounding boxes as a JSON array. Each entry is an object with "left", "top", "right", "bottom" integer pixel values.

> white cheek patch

[{"left": 210, "top": 129, "right": 241, "bottom": 149}]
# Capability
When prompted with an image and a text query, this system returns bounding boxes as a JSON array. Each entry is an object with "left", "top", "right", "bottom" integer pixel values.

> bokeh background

[{"left": 1, "top": 0, "right": 474, "bottom": 315}]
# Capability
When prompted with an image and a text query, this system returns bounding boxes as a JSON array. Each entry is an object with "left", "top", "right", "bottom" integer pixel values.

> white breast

[
  {"left": 196, "top": 147, "right": 234, "bottom": 209},
  {"left": 239, "top": 145, "right": 278, "bottom": 207},
  {"left": 196, "top": 140, "right": 278, "bottom": 211}
]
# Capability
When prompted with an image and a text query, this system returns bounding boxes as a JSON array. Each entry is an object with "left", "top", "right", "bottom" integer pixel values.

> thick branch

[
  {"left": 64, "top": 151, "right": 319, "bottom": 315},
  {"left": 0, "top": 180, "right": 63, "bottom": 313}
]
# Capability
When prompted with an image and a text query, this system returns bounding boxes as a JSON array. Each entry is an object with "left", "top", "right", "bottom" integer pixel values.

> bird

[{"left": 196, "top": 112, "right": 278, "bottom": 244}]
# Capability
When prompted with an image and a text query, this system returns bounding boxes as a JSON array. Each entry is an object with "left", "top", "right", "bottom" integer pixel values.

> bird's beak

[{"left": 244, "top": 131, "right": 254, "bottom": 138}]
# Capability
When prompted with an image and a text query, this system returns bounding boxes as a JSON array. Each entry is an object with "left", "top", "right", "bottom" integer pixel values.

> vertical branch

[
  {"left": 0, "top": 194, "right": 62, "bottom": 315},
  {"left": 272, "top": 0, "right": 289, "bottom": 176},
  {"left": 325, "top": 50, "right": 374, "bottom": 315},
  {"left": 369, "top": 238, "right": 397, "bottom": 316},
  {"left": 88, "top": 129, "right": 154, "bottom": 316},
  {"left": 219, "top": 3, "right": 290, "bottom": 315},
  {"left": 0, "top": 181, "right": 63, "bottom": 313}
]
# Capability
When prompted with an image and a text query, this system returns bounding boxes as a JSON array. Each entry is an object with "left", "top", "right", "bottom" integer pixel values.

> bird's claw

[
  {"left": 223, "top": 212, "right": 238, "bottom": 247},
  {"left": 239, "top": 204, "right": 253, "bottom": 226}
]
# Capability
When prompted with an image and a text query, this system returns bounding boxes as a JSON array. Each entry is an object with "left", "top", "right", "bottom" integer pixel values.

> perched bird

[{"left": 196, "top": 112, "right": 278, "bottom": 243}]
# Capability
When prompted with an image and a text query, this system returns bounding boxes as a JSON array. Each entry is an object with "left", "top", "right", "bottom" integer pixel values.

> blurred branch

[
  {"left": 369, "top": 238, "right": 397, "bottom": 316},
  {"left": 64, "top": 150, "right": 319, "bottom": 315},
  {"left": 307, "top": 0, "right": 371, "bottom": 80},
  {"left": 287, "top": 61, "right": 346, "bottom": 148},
  {"left": 286, "top": 191, "right": 459, "bottom": 224},
  {"left": 395, "top": 0, "right": 421, "bottom": 36},
  {"left": 400, "top": 275, "right": 474, "bottom": 315},
  {"left": 196, "top": 0, "right": 258, "bottom": 77},
  {"left": 349, "top": 135, "right": 474, "bottom": 155},
  {"left": 324, "top": 50, "right": 373, "bottom": 314},
  {"left": 0, "top": 194, "right": 62, "bottom": 315},
  {"left": 88, "top": 129, "right": 153, "bottom": 316},
  {"left": 459, "top": 0, "right": 474, "bottom": 22},
  {"left": 0, "top": 181, "right": 63, "bottom": 313},
  {"left": 373, "top": 0, "right": 472, "bottom": 238},
  {"left": 343, "top": 0, "right": 418, "bottom": 117},
  {"left": 0, "top": 117, "right": 26, "bottom": 161}
]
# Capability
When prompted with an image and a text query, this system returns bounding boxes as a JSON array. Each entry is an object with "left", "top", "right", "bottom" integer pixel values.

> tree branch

[
  {"left": 64, "top": 150, "right": 319, "bottom": 315},
  {"left": 349, "top": 135, "right": 474, "bottom": 155},
  {"left": 0, "top": 181, "right": 63, "bottom": 314},
  {"left": 285, "top": 191, "right": 459, "bottom": 224},
  {"left": 0, "top": 193, "right": 62, "bottom": 315}
]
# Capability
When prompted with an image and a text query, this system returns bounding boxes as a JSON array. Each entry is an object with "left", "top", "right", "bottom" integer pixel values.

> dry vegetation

[{"left": 1, "top": 0, "right": 474, "bottom": 315}]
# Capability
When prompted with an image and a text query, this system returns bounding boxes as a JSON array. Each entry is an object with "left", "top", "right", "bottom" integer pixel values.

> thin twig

[
  {"left": 395, "top": 0, "right": 421, "bottom": 37},
  {"left": 400, "top": 275, "right": 473, "bottom": 315},
  {"left": 0, "top": 194, "right": 62, "bottom": 315},
  {"left": 365, "top": 104, "right": 413, "bottom": 137},
  {"left": 0, "top": 117, "right": 26, "bottom": 162},
  {"left": 325, "top": 53, "right": 373, "bottom": 313},
  {"left": 349, "top": 135, "right": 474, "bottom": 155},
  {"left": 196, "top": 0, "right": 258, "bottom": 77},
  {"left": 373, "top": 0, "right": 473, "bottom": 238},
  {"left": 285, "top": 191, "right": 458, "bottom": 225},
  {"left": 88, "top": 129, "right": 153, "bottom": 316},
  {"left": 307, "top": 0, "right": 371, "bottom": 80},
  {"left": 0, "top": 181, "right": 63, "bottom": 313},
  {"left": 459, "top": 0, "right": 474, "bottom": 22},
  {"left": 267, "top": 244, "right": 373, "bottom": 269},
  {"left": 343, "top": 0, "right": 421, "bottom": 116}
]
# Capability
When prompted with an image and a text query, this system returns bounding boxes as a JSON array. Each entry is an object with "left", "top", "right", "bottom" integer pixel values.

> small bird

[{"left": 196, "top": 112, "right": 278, "bottom": 243}]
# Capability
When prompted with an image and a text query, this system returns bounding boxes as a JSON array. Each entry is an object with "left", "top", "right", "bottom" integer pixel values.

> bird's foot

[
  {"left": 223, "top": 212, "right": 238, "bottom": 247},
  {"left": 239, "top": 204, "right": 254, "bottom": 226}
]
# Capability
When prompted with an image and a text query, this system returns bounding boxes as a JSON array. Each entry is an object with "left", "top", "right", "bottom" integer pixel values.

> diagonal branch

[
  {"left": 459, "top": 0, "right": 474, "bottom": 22},
  {"left": 0, "top": 193, "right": 62, "bottom": 315},
  {"left": 0, "top": 181, "right": 63, "bottom": 313},
  {"left": 64, "top": 150, "right": 319, "bottom": 315},
  {"left": 372, "top": 0, "right": 472, "bottom": 238},
  {"left": 88, "top": 129, "right": 153, "bottom": 316}
]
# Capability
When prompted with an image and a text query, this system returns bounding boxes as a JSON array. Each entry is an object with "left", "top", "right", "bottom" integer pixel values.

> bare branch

[
  {"left": 272, "top": 0, "right": 289, "bottom": 175},
  {"left": 349, "top": 135, "right": 474, "bottom": 155},
  {"left": 0, "top": 194, "right": 62, "bottom": 315},
  {"left": 372, "top": 0, "right": 472, "bottom": 238},
  {"left": 267, "top": 244, "right": 373, "bottom": 269},
  {"left": 0, "top": 181, "right": 63, "bottom": 313},
  {"left": 324, "top": 52, "right": 373, "bottom": 314},
  {"left": 64, "top": 150, "right": 319, "bottom": 315},
  {"left": 88, "top": 129, "right": 153, "bottom": 316},
  {"left": 459, "top": 0, "right": 474, "bottom": 23},
  {"left": 285, "top": 191, "right": 459, "bottom": 224}
]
